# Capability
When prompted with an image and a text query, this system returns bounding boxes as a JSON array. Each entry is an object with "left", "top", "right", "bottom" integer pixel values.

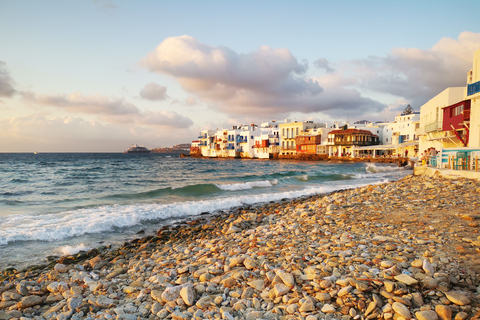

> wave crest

[{"left": 216, "top": 180, "right": 274, "bottom": 191}]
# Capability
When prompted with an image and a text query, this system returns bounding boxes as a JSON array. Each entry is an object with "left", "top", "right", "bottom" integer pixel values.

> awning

[
  {"left": 355, "top": 144, "right": 398, "bottom": 150},
  {"left": 399, "top": 141, "right": 419, "bottom": 147},
  {"left": 355, "top": 141, "right": 418, "bottom": 151}
]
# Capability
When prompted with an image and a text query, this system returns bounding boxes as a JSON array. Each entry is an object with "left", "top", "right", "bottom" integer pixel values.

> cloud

[
  {"left": 0, "top": 61, "right": 16, "bottom": 98},
  {"left": 22, "top": 91, "right": 140, "bottom": 116},
  {"left": 141, "top": 35, "right": 325, "bottom": 116},
  {"left": 21, "top": 90, "right": 192, "bottom": 128},
  {"left": 185, "top": 96, "right": 198, "bottom": 106},
  {"left": 139, "top": 82, "right": 169, "bottom": 101},
  {"left": 141, "top": 110, "right": 193, "bottom": 128},
  {"left": 351, "top": 31, "right": 480, "bottom": 108},
  {"left": 311, "top": 72, "right": 386, "bottom": 118},
  {"left": 314, "top": 58, "right": 334, "bottom": 73},
  {"left": 141, "top": 32, "right": 480, "bottom": 121},
  {"left": 0, "top": 113, "right": 194, "bottom": 152}
]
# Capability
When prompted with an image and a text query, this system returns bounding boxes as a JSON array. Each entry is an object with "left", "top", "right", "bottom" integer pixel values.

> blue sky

[{"left": 1, "top": 0, "right": 480, "bottom": 152}]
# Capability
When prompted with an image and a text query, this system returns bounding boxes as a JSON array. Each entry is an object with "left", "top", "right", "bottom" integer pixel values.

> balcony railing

[
  {"left": 468, "top": 81, "right": 480, "bottom": 96},
  {"left": 425, "top": 121, "right": 442, "bottom": 133}
]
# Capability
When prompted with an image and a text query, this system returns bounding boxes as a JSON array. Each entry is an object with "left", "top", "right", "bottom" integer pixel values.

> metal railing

[{"left": 425, "top": 121, "right": 441, "bottom": 133}]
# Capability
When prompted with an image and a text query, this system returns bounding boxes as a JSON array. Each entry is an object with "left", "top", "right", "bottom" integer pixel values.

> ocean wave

[
  {"left": 365, "top": 163, "right": 404, "bottom": 173},
  {"left": 215, "top": 180, "right": 275, "bottom": 191},
  {"left": 58, "top": 243, "right": 92, "bottom": 256},
  {"left": 0, "top": 181, "right": 376, "bottom": 245},
  {"left": 106, "top": 183, "right": 221, "bottom": 200},
  {"left": 297, "top": 175, "right": 308, "bottom": 181}
]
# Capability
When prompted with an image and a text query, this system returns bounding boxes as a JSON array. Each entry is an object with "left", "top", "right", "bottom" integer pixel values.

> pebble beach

[{"left": 2, "top": 173, "right": 480, "bottom": 320}]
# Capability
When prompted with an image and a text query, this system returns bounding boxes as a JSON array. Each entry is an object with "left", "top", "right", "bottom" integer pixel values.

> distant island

[{"left": 150, "top": 143, "right": 190, "bottom": 153}]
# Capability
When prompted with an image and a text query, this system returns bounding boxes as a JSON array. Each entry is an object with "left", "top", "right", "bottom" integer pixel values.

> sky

[{"left": 1, "top": 1, "right": 480, "bottom": 152}]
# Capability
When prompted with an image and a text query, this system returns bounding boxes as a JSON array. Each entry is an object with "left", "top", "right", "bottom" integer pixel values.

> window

[{"left": 452, "top": 104, "right": 464, "bottom": 117}]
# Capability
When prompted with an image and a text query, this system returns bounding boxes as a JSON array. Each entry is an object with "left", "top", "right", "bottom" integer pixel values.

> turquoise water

[{"left": 0, "top": 153, "right": 411, "bottom": 269}]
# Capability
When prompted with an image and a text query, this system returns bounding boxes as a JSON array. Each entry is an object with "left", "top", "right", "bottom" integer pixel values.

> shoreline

[
  {"left": 187, "top": 152, "right": 411, "bottom": 166},
  {"left": 2, "top": 173, "right": 480, "bottom": 320}
]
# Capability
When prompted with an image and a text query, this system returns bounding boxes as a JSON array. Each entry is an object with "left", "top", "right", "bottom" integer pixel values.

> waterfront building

[
  {"left": 442, "top": 100, "right": 471, "bottom": 147},
  {"left": 418, "top": 87, "right": 465, "bottom": 154},
  {"left": 198, "top": 129, "right": 217, "bottom": 157},
  {"left": 279, "top": 120, "right": 327, "bottom": 156},
  {"left": 467, "top": 48, "right": 480, "bottom": 148},
  {"left": 252, "top": 122, "right": 280, "bottom": 159},
  {"left": 190, "top": 140, "right": 200, "bottom": 155},
  {"left": 295, "top": 134, "right": 321, "bottom": 154},
  {"left": 327, "top": 127, "right": 380, "bottom": 157}
]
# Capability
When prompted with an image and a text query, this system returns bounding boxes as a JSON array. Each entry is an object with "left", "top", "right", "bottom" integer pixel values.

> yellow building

[{"left": 279, "top": 120, "right": 326, "bottom": 155}]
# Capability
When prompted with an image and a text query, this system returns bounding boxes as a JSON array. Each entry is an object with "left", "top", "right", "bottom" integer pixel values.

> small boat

[{"left": 124, "top": 144, "right": 151, "bottom": 154}]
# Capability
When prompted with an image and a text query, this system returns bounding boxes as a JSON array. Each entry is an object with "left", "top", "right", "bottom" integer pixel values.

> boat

[{"left": 124, "top": 144, "right": 151, "bottom": 154}]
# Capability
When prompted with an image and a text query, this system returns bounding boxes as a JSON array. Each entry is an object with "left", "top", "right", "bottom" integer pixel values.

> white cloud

[
  {"left": 139, "top": 82, "right": 169, "bottom": 101},
  {"left": 0, "top": 61, "right": 16, "bottom": 98},
  {"left": 351, "top": 31, "right": 480, "bottom": 108},
  {"left": 0, "top": 113, "right": 193, "bottom": 152},
  {"left": 141, "top": 35, "right": 324, "bottom": 116},
  {"left": 22, "top": 91, "right": 140, "bottom": 115},
  {"left": 141, "top": 33, "right": 480, "bottom": 121},
  {"left": 185, "top": 96, "right": 198, "bottom": 106},
  {"left": 140, "top": 110, "right": 193, "bottom": 128},
  {"left": 20, "top": 90, "right": 192, "bottom": 129}
]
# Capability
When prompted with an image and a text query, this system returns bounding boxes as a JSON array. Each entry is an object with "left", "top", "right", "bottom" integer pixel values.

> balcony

[
  {"left": 468, "top": 81, "right": 480, "bottom": 96},
  {"left": 425, "top": 121, "right": 442, "bottom": 133}
]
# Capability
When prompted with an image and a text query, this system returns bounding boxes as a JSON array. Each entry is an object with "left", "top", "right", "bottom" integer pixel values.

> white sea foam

[
  {"left": 58, "top": 243, "right": 92, "bottom": 256},
  {"left": 365, "top": 163, "right": 404, "bottom": 173},
  {"left": 215, "top": 180, "right": 274, "bottom": 191},
  {"left": 0, "top": 180, "right": 375, "bottom": 246},
  {"left": 298, "top": 175, "right": 309, "bottom": 181}
]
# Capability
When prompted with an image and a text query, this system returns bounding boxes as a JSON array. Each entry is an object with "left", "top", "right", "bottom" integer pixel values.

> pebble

[
  {"left": 392, "top": 301, "right": 412, "bottom": 319},
  {"left": 416, "top": 310, "right": 439, "bottom": 320},
  {"left": 2, "top": 174, "right": 480, "bottom": 320},
  {"left": 435, "top": 304, "right": 452, "bottom": 320},
  {"left": 444, "top": 291, "right": 471, "bottom": 306}
]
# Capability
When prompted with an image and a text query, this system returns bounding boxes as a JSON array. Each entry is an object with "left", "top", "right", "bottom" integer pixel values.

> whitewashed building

[{"left": 418, "top": 87, "right": 465, "bottom": 154}]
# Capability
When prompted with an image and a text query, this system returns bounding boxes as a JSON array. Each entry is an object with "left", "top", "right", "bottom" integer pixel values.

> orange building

[{"left": 295, "top": 134, "right": 321, "bottom": 154}]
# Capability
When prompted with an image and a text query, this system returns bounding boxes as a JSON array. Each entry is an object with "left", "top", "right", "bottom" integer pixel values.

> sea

[{"left": 0, "top": 153, "right": 412, "bottom": 270}]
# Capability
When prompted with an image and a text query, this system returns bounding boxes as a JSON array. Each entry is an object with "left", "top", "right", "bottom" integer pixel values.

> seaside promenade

[{"left": 2, "top": 173, "right": 480, "bottom": 320}]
